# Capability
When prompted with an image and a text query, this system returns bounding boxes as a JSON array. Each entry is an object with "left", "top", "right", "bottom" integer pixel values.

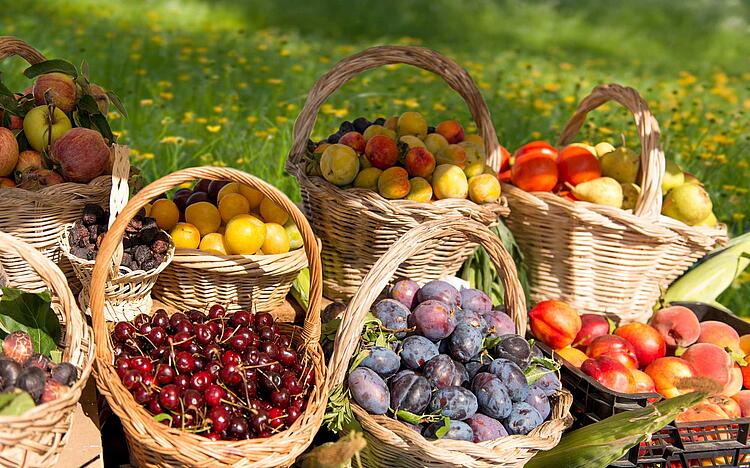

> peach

[
  {"left": 436, "top": 144, "right": 467, "bottom": 169},
  {"left": 436, "top": 120, "right": 464, "bottom": 144},
  {"left": 645, "top": 357, "right": 697, "bottom": 398},
  {"left": 377, "top": 167, "right": 410, "bottom": 199},
  {"left": 676, "top": 401, "right": 729, "bottom": 423},
  {"left": 581, "top": 356, "right": 636, "bottom": 393},
  {"left": 353, "top": 167, "right": 382, "bottom": 190},
  {"left": 404, "top": 147, "right": 436, "bottom": 178},
  {"left": 732, "top": 390, "right": 750, "bottom": 417},
  {"left": 365, "top": 135, "right": 399, "bottom": 169},
  {"left": 711, "top": 395, "right": 742, "bottom": 418},
  {"left": 0, "top": 177, "right": 15, "bottom": 188},
  {"left": 362, "top": 124, "right": 396, "bottom": 142},
  {"left": 33, "top": 72, "right": 78, "bottom": 113},
  {"left": 0, "top": 127, "right": 19, "bottom": 177},
  {"left": 399, "top": 135, "right": 426, "bottom": 149},
  {"left": 397, "top": 112, "right": 428, "bottom": 139},
  {"left": 405, "top": 177, "right": 433, "bottom": 202},
  {"left": 697, "top": 321, "right": 741, "bottom": 353},
  {"left": 614, "top": 322, "right": 666, "bottom": 368},
  {"left": 50, "top": 127, "right": 109, "bottom": 183},
  {"left": 740, "top": 334, "right": 750, "bottom": 355},
  {"left": 682, "top": 343, "right": 731, "bottom": 389},
  {"left": 649, "top": 306, "right": 701, "bottom": 349},
  {"left": 555, "top": 346, "right": 588, "bottom": 367},
  {"left": 721, "top": 365, "right": 742, "bottom": 397},
  {"left": 432, "top": 164, "right": 468, "bottom": 200},
  {"left": 320, "top": 144, "right": 360, "bottom": 186},
  {"left": 468, "top": 174, "right": 501, "bottom": 204},
  {"left": 631, "top": 369, "right": 657, "bottom": 393},
  {"left": 529, "top": 300, "right": 582, "bottom": 349},
  {"left": 573, "top": 314, "right": 610, "bottom": 350},
  {"left": 339, "top": 131, "right": 366, "bottom": 153},
  {"left": 424, "top": 133, "right": 449, "bottom": 155},
  {"left": 14, "top": 150, "right": 43, "bottom": 173}
]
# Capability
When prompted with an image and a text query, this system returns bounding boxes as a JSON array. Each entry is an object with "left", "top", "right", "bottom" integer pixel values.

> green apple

[{"left": 23, "top": 105, "right": 72, "bottom": 152}]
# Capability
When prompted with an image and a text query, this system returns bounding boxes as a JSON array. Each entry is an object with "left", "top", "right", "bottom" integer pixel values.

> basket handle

[
  {"left": 89, "top": 167, "right": 323, "bottom": 361},
  {"left": 0, "top": 231, "right": 85, "bottom": 363},
  {"left": 0, "top": 36, "right": 46, "bottom": 65},
  {"left": 326, "top": 218, "right": 526, "bottom": 391},
  {"left": 106, "top": 144, "right": 131, "bottom": 278},
  {"left": 286, "top": 45, "right": 503, "bottom": 173},
  {"left": 557, "top": 83, "right": 664, "bottom": 218}
]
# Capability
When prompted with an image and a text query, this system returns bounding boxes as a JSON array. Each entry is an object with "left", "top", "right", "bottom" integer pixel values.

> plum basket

[{"left": 538, "top": 302, "right": 750, "bottom": 467}]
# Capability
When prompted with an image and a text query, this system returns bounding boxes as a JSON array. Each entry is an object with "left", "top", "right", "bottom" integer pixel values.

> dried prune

[
  {"left": 133, "top": 244, "right": 152, "bottom": 264},
  {"left": 150, "top": 232, "right": 170, "bottom": 255},
  {"left": 141, "top": 257, "right": 159, "bottom": 271},
  {"left": 126, "top": 216, "right": 143, "bottom": 234},
  {"left": 82, "top": 204, "right": 105, "bottom": 226},
  {"left": 71, "top": 246, "right": 89, "bottom": 260}
]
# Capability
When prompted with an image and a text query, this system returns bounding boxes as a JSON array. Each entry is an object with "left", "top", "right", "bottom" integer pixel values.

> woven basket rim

[{"left": 171, "top": 243, "right": 308, "bottom": 262}]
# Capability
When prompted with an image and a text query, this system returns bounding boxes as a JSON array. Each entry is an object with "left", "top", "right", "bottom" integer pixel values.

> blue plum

[
  {"left": 389, "top": 278, "right": 420, "bottom": 309},
  {"left": 348, "top": 367, "right": 390, "bottom": 415},
  {"left": 465, "top": 353, "right": 493, "bottom": 380},
  {"left": 390, "top": 372, "right": 432, "bottom": 414},
  {"left": 448, "top": 322, "right": 483, "bottom": 362},
  {"left": 488, "top": 358, "right": 529, "bottom": 402},
  {"left": 424, "top": 354, "right": 464, "bottom": 389},
  {"left": 473, "top": 374, "right": 512, "bottom": 419},
  {"left": 532, "top": 372, "right": 562, "bottom": 397},
  {"left": 428, "top": 386, "right": 478, "bottom": 420},
  {"left": 466, "top": 413, "right": 508, "bottom": 442},
  {"left": 372, "top": 299, "right": 411, "bottom": 338},
  {"left": 360, "top": 346, "right": 400, "bottom": 378},
  {"left": 399, "top": 335, "right": 438, "bottom": 370},
  {"left": 417, "top": 280, "right": 460, "bottom": 308},
  {"left": 494, "top": 334, "right": 532, "bottom": 368},
  {"left": 455, "top": 308, "right": 487, "bottom": 332},
  {"left": 460, "top": 288, "right": 492, "bottom": 314},
  {"left": 482, "top": 310, "right": 515, "bottom": 338},
  {"left": 412, "top": 300, "right": 456, "bottom": 340},
  {"left": 504, "top": 402, "right": 543, "bottom": 435},
  {"left": 423, "top": 419, "right": 474, "bottom": 441},
  {"left": 524, "top": 385, "right": 550, "bottom": 420}
]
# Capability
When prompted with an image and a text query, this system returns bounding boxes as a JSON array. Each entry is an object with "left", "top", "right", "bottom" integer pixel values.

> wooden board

[{"left": 58, "top": 378, "right": 103, "bottom": 468}]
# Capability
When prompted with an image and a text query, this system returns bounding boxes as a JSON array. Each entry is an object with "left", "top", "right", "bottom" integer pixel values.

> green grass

[{"left": 2, "top": 0, "right": 748, "bottom": 311}]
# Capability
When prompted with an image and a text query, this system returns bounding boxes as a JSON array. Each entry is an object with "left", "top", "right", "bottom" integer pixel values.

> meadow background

[{"left": 2, "top": 0, "right": 748, "bottom": 311}]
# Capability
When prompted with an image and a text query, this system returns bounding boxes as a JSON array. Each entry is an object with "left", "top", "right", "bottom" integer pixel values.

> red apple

[
  {"left": 33, "top": 72, "right": 78, "bottom": 113},
  {"left": 16, "top": 168, "right": 64, "bottom": 190},
  {"left": 50, "top": 128, "right": 109, "bottom": 183},
  {"left": 581, "top": 355, "right": 636, "bottom": 393},
  {"left": 529, "top": 300, "right": 582, "bottom": 349},
  {"left": 587, "top": 335, "right": 638, "bottom": 366},
  {"left": 0, "top": 127, "right": 19, "bottom": 177},
  {"left": 614, "top": 322, "right": 666, "bottom": 368},
  {"left": 14, "top": 150, "right": 43, "bottom": 173},
  {"left": 573, "top": 314, "right": 610, "bottom": 350},
  {"left": 649, "top": 306, "right": 701, "bottom": 349}
]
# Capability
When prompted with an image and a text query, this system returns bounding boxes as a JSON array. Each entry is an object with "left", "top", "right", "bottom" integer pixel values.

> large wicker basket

[
  {"left": 286, "top": 45, "right": 508, "bottom": 300},
  {"left": 0, "top": 231, "right": 94, "bottom": 468},
  {"left": 502, "top": 84, "right": 727, "bottom": 323},
  {"left": 0, "top": 37, "right": 130, "bottom": 291},
  {"left": 89, "top": 166, "right": 327, "bottom": 467},
  {"left": 151, "top": 168, "right": 308, "bottom": 313},
  {"left": 326, "top": 218, "right": 573, "bottom": 468}
]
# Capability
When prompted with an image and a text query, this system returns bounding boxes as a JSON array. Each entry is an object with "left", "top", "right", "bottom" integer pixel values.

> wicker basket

[
  {"left": 286, "top": 45, "right": 509, "bottom": 300},
  {"left": 89, "top": 166, "right": 327, "bottom": 467},
  {"left": 59, "top": 151, "right": 174, "bottom": 321},
  {"left": 326, "top": 218, "right": 573, "bottom": 468},
  {"left": 0, "top": 231, "right": 94, "bottom": 468},
  {"left": 501, "top": 84, "right": 727, "bottom": 323},
  {"left": 150, "top": 168, "right": 308, "bottom": 313},
  {"left": 0, "top": 36, "right": 131, "bottom": 291}
]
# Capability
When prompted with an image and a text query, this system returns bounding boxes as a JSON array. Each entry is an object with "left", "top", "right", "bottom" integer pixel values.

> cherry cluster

[{"left": 111, "top": 305, "right": 313, "bottom": 440}]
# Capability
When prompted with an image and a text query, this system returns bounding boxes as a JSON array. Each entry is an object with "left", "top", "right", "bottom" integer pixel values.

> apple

[
  {"left": 16, "top": 168, "right": 63, "bottom": 190},
  {"left": 14, "top": 150, "right": 43, "bottom": 173},
  {"left": 0, "top": 127, "right": 19, "bottom": 177},
  {"left": 573, "top": 314, "right": 610, "bottom": 350},
  {"left": 23, "top": 105, "right": 72, "bottom": 152},
  {"left": 581, "top": 355, "right": 636, "bottom": 393},
  {"left": 33, "top": 72, "right": 78, "bottom": 113},
  {"left": 614, "top": 322, "right": 666, "bottom": 368},
  {"left": 50, "top": 128, "right": 109, "bottom": 183},
  {"left": 89, "top": 83, "right": 109, "bottom": 114}
]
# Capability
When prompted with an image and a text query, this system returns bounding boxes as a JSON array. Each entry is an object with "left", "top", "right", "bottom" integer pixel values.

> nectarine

[
  {"left": 614, "top": 322, "right": 666, "bottom": 368},
  {"left": 529, "top": 300, "right": 582, "bottom": 349}
]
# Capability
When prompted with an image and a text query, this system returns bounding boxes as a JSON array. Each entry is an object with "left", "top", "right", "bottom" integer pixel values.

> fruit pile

[
  {"left": 505, "top": 140, "right": 718, "bottom": 227},
  {"left": 345, "top": 279, "right": 560, "bottom": 442},
  {"left": 147, "top": 179, "right": 303, "bottom": 256},
  {"left": 305, "top": 113, "right": 502, "bottom": 204},
  {"left": 0, "top": 59, "right": 125, "bottom": 189},
  {"left": 111, "top": 305, "right": 314, "bottom": 439},
  {"left": 68, "top": 204, "right": 171, "bottom": 272},
  {"left": 530, "top": 301, "right": 750, "bottom": 421}
]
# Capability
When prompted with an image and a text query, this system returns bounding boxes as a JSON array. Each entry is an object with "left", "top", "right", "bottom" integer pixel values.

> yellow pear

[
  {"left": 572, "top": 177, "right": 623, "bottom": 208},
  {"left": 662, "top": 183, "right": 712, "bottom": 225},
  {"left": 620, "top": 183, "right": 641, "bottom": 210},
  {"left": 595, "top": 142, "right": 616, "bottom": 157},
  {"left": 683, "top": 172, "right": 702, "bottom": 186},
  {"left": 600, "top": 147, "right": 640, "bottom": 183},
  {"left": 568, "top": 142, "right": 597, "bottom": 156},
  {"left": 662, "top": 160, "right": 685, "bottom": 195},
  {"left": 695, "top": 211, "right": 718, "bottom": 227}
]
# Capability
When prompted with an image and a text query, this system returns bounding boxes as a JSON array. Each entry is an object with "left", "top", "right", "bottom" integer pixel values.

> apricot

[
  {"left": 697, "top": 321, "right": 741, "bottom": 353},
  {"left": 614, "top": 322, "right": 666, "bottom": 368},
  {"left": 468, "top": 174, "right": 501, "bottom": 204},
  {"left": 339, "top": 131, "right": 366, "bottom": 153},
  {"left": 404, "top": 147, "right": 436, "bottom": 178},
  {"left": 405, "top": 177, "right": 432, "bottom": 202},
  {"left": 682, "top": 343, "right": 732, "bottom": 389},
  {"left": 320, "top": 144, "right": 360, "bottom": 186},
  {"left": 631, "top": 369, "right": 657, "bottom": 393},
  {"left": 397, "top": 112, "right": 428, "bottom": 139},
  {"left": 558, "top": 145, "right": 602, "bottom": 186},
  {"left": 365, "top": 135, "right": 399, "bottom": 169},
  {"left": 649, "top": 306, "right": 701, "bottom": 349},
  {"left": 573, "top": 314, "right": 611, "bottom": 350},
  {"left": 555, "top": 346, "right": 588, "bottom": 367},
  {"left": 436, "top": 144, "right": 467, "bottom": 169},
  {"left": 399, "top": 135, "right": 426, "bottom": 149},
  {"left": 353, "top": 167, "right": 382, "bottom": 190},
  {"left": 424, "top": 133, "right": 449, "bottom": 155},
  {"left": 645, "top": 357, "right": 696, "bottom": 398},
  {"left": 511, "top": 151, "right": 558, "bottom": 192},
  {"left": 464, "top": 134, "right": 484, "bottom": 150},
  {"left": 377, "top": 167, "right": 410, "bottom": 199},
  {"left": 432, "top": 164, "right": 468, "bottom": 200},
  {"left": 362, "top": 124, "right": 396, "bottom": 142},
  {"left": 384, "top": 116, "right": 398, "bottom": 131},
  {"left": 721, "top": 365, "right": 742, "bottom": 397},
  {"left": 436, "top": 120, "right": 464, "bottom": 144},
  {"left": 528, "top": 300, "right": 582, "bottom": 349},
  {"left": 459, "top": 141, "right": 484, "bottom": 165},
  {"left": 732, "top": 390, "right": 750, "bottom": 417},
  {"left": 464, "top": 160, "right": 486, "bottom": 178},
  {"left": 581, "top": 355, "right": 636, "bottom": 393}
]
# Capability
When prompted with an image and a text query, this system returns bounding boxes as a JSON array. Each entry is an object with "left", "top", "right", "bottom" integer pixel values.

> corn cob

[
  {"left": 663, "top": 232, "right": 750, "bottom": 311},
  {"left": 526, "top": 392, "right": 706, "bottom": 468}
]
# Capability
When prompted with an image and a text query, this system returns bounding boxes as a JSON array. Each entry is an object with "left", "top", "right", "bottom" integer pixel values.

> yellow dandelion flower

[
  {"left": 186, "top": 139, "right": 199, "bottom": 146},
  {"left": 280, "top": 49, "right": 290, "bottom": 57},
  {"left": 531, "top": 131, "right": 542, "bottom": 139},
  {"left": 182, "top": 112, "right": 194, "bottom": 124},
  {"left": 334, "top": 108, "right": 348, "bottom": 118},
  {"left": 543, "top": 82, "right": 561, "bottom": 92},
  {"left": 237, "top": 57, "right": 247, "bottom": 64},
  {"left": 559, "top": 62, "right": 574, "bottom": 70},
  {"left": 563, "top": 95, "right": 575, "bottom": 104},
  {"left": 276, "top": 115, "right": 289, "bottom": 124},
  {"left": 733, "top": 213, "right": 746, "bottom": 222},
  {"left": 107, "top": 112, "right": 120, "bottom": 120},
  {"left": 178, "top": 74, "right": 191, "bottom": 81},
  {"left": 213, "top": 106, "right": 223, "bottom": 113},
  {"left": 321, "top": 104, "right": 336, "bottom": 115},
  {"left": 286, "top": 103, "right": 297, "bottom": 112},
  {"left": 160, "top": 92, "right": 174, "bottom": 100},
  {"left": 246, "top": 115, "right": 258, "bottom": 124},
  {"left": 738, "top": 160, "right": 749, "bottom": 169},
  {"left": 319, "top": 56, "right": 330, "bottom": 64},
  {"left": 392, "top": 98, "right": 404, "bottom": 106},
  {"left": 478, "top": 80, "right": 490, "bottom": 90},
  {"left": 139, "top": 99, "right": 153, "bottom": 107},
  {"left": 267, "top": 78, "right": 283, "bottom": 85},
  {"left": 723, "top": 184, "right": 737, "bottom": 191},
  {"left": 404, "top": 98, "right": 419, "bottom": 109},
  {"left": 267, "top": 127, "right": 279, "bottom": 134},
  {"left": 217, "top": 117, "right": 228, "bottom": 124},
  {"left": 198, "top": 56, "right": 210, "bottom": 65},
  {"left": 291, "top": 64, "right": 304, "bottom": 73},
  {"left": 142, "top": 152, "right": 155, "bottom": 160},
  {"left": 206, "top": 125, "right": 221, "bottom": 133},
  {"left": 433, "top": 102, "right": 447, "bottom": 112},
  {"left": 130, "top": 148, "right": 140, "bottom": 156},
  {"left": 136, "top": 68, "right": 147, "bottom": 76},
  {"left": 239, "top": 82, "right": 248, "bottom": 89},
  {"left": 129, "top": 53, "right": 142, "bottom": 61},
  {"left": 257, "top": 44, "right": 268, "bottom": 51},
  {"left": 196, "top": 117, "right": 208, "bottom": 124},
  {"left": 179, "top": 182, "right": 192, "bottom": 189},
  {"left": 254, "top": 130, "right": 269, "bottom": 138}
]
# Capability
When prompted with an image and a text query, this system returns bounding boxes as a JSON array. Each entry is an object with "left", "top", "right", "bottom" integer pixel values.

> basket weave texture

[
  {"left": 0, "top": 231, "right": 94, "bottom": 468},
  {"left": 286, "top": 45, "right": 509, "bottom": 300},
  {"left": 89, "top": 167, "right": 326, "bottom": 467},
  {"left": 326, "top": 218, "right": 573, "bottom": 468},
  {"left": 501, "top": 84, "right": 727, "bottom": 323},
  {"left": 0, "top": 36, "right": 131, "bottom": 292}
]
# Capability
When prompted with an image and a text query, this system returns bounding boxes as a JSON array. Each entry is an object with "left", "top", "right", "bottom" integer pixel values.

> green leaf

[
  {"left": 322, "top": 318, "right": 341, "bottom": 342},
  {"left": 0, "top": 390, "right": 36, "bottom": 416},
  {"left": 434, "top": 417, "right": 451, "bottom": 438},
  {"left": 291, "top": 268, "right": 310, "bottom": 311},
  {"left": 90, "top": 112, "right": 115, "bottom": 142},
  {"left": 106, "top": 91, "right": 128, "bottom": 118},
  {"left": 77, "top": 94, "right": 100, "bottom": 115},
  {"left": 23, "top": 59, "right": 78, "bottom": 79},
  {"left": 395, "top": 409, "right": 422, "bottom": 425},
  {"left": 153, "top": 413, "right": 172, "bottom": 423},
  {"left": 49, "top": 349, "right": 62, "bottom": 364},
  {"left": 0, "top": 288, "right": 61, "bottom": 356},
  {"left": 80, "top": 60, "right": 90, "bottom": 80}
]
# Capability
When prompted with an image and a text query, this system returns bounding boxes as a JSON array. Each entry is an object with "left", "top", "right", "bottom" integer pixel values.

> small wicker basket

[
  {"left": 286, "top": 45, "right": 508, "bottom": 300},
  {"left": 502, "top": 84, "right": 727, "bottom": 323},
  {"left": 0, "top": 231, "right": 94, "bottom": 468},
  {"left": 89, "top": 166, "right": 327, "bottom": 467},
  {"left": 326, "top": 218, "right": 573, "bottom": 468}
]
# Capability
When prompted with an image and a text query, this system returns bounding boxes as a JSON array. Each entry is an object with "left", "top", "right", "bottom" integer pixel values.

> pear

[
  {"left": 568, "top": 142, "right": 597, "bottom": 156},
  {"left": 695, "top": 211, "right": 718, "bottom": 227},
  {"left": 572, "top": 177, "right": 623, "bottom": 208},
  {"left": 683, "top": 172, "right": 702, "bottom": 186},
  {"left": 661, "top": 160, "right": 685, "bottom": 195},
  {"left": 662, "top": 183, "right": 712, "bottom": 225},
  {"left": 600, "top": 147, "right": 640, "bottom": 183},
  {"left": 620, "top": 182, "right": 641, "bottom": 210},
  {"left": 595, "top": 142, "right": 616, "bottom": 157}
]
